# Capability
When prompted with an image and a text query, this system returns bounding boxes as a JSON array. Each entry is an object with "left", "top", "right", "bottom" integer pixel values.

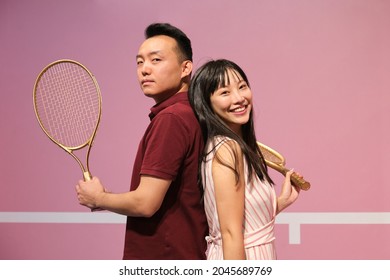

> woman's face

[{"left": 210, "top": 69, "right": 252, "bottom": 136}]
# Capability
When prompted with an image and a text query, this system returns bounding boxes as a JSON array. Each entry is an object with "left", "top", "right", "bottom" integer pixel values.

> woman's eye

[{"left": 239, "top": 83, "right": 248, "bottom": 89}]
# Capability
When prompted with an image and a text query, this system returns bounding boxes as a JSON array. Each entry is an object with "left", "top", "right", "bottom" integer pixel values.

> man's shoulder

[{"left": 160, "top": 100, "right": 195, "bottom": 119}]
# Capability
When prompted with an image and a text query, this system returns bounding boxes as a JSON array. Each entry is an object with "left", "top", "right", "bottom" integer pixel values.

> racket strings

[
  {"left": 35, "top": 62, "right": 100, "bottom": 148},
  {"left": 259, "top": 146, "right": 284, "bottom": 165}
]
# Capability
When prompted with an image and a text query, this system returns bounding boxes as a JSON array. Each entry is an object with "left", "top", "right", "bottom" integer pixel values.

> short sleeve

[{"left": 140, "top": 113, "right": 189, "bottom": 180}]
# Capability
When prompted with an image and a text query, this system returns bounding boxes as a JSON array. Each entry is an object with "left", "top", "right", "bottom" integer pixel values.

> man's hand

[{"left": 76, "top": 177, "right": 106, "bottom": 210}]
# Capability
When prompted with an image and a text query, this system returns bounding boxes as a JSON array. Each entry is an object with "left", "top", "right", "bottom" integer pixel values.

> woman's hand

[{"left": 276, "top": 170, "right": 300, "bottom": 214}]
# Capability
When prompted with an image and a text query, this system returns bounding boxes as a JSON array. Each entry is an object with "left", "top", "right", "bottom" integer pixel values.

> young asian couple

[{"left": 75, "top": 22, "right": 302, "bottom": 260}]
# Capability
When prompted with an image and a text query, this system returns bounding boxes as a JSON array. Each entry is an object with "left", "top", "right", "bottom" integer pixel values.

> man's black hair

[{"left": 145, "top": 23, "right": 193, "bottom": 62}]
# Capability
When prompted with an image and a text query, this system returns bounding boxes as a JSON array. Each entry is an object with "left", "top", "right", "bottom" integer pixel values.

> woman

[{"left": 188, "top": 59, "right": 300, "bottom": 260}]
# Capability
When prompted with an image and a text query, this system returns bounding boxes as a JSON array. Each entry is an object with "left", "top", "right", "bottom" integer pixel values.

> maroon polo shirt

[{"left": 123, "top": 92, "right": 208, "bottom": 260}]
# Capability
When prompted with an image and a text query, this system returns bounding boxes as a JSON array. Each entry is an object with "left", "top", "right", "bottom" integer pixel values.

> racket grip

[
  {"left": 290, "top": 172, "right": 311, "bottom": 191},
  {"left": 267, "top": 162, "right": 311, "bottom": 191},
  {"left": 82, "top": 171, "right": 104, "bottom": 211},
  {"left": 83, "top": 171, "right": 92, "bottom": 181}
]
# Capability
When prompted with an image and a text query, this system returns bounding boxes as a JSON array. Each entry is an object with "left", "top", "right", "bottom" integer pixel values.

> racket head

[
  {"left": 33, "top": 59, "right": 102, "bottom": 177},
  {"left": 257, "top": 141, "right": 311, "bottom": 190},
  {"left": 257, "top": 141, "right": 286, "bottom": 168}
]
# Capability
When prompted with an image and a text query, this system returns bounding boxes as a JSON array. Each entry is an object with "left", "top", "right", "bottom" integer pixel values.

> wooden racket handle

[
  {"left": 279, "top": 167, "right": 311, "bottom": 191},
  {"left": 290, "top": 171, "right": 311, "bottom": 191},
  {"left": 264, "top": 160, "right": 310, "bottom": 190}
]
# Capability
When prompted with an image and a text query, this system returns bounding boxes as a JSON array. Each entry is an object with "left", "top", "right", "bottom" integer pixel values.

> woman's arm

[{"left": 212, "top": 141, "right": 246, "bottom": 260}]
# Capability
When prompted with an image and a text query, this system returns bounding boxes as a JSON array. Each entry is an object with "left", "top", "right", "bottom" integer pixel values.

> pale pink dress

[{"left": 202, "top": 137, "right": 277, "bottom": 260}]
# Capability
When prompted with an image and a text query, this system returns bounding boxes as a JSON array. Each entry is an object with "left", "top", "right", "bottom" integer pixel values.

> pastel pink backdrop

[{"left": 1, "top": 0, "right": 389, "bottom": 259}]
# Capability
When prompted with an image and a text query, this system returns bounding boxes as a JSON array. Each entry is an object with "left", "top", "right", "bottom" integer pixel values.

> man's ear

[{"left": 181, "top": 60, "right": 193, "bottom": 78}]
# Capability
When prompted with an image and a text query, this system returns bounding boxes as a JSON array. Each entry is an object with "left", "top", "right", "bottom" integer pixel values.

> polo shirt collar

[{"left": 149, "top": 92, "right": 188, "bottom": 120}]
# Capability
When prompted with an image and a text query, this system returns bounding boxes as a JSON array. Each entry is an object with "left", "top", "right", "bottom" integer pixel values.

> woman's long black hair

[{"left": 188, "top": 59, "right": 273, "bottom": 186}]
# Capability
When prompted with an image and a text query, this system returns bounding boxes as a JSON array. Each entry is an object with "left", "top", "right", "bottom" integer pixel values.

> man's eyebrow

[{"left": 136, "top": 50, "right": 162, "bottom": 59}]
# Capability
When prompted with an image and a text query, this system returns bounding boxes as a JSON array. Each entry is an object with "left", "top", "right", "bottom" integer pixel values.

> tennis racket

[
  {"left": 257, "top": 142, "right": 310, "bottom": 190},
  {"left": 33, "top": 59, "right": 102, "bottom": 182}
]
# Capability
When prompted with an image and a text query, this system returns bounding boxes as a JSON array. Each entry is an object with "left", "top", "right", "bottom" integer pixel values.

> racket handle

[
  {"left": 82, "top": 171, "right": 104, "bottom": 211},
  {"left": 265, "top": 161, "right": 311, "bottom": 191},
  {"left": 290, "top": 171, "right": 311, "bottom": 191},
  {"left": 83, "top": 171, "right": 92, "bottom": 181}
]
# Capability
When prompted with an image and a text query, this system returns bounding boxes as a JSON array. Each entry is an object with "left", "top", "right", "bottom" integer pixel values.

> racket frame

[{"left": 33, "top": 59, "right": 102, "bottom": 181}]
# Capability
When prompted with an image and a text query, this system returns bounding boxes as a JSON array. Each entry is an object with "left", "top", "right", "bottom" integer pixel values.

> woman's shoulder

[
  {"left": 207, "top": 136, "right": 242, "bottom": 159},
  {"left": 209, "top": 135, "right": 238, "bottom": 145}
]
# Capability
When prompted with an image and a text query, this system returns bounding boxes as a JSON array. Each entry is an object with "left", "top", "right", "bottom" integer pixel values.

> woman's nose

[{"left": 232, "top": 90, "right": 245, "bottom": 103}]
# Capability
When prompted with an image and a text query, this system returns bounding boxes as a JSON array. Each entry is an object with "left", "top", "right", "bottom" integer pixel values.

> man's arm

[{"left": 76, "top": 175, "right": 171, "bottom": 217}]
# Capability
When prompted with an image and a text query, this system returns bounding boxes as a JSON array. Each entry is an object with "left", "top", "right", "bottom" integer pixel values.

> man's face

[{"left": 136, "top": 35, "right": 187, "bottom": 103}]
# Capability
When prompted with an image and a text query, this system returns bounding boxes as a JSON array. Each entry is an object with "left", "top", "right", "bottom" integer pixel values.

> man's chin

[
  {"left": 143, "top": 92, "right": 153, "bottom": 97},
  {"left": 143, "top": 91, "right": 164, "bottom": 103},
  {"left": 142, "top": 91, "right": 158, "bottom": 98}
]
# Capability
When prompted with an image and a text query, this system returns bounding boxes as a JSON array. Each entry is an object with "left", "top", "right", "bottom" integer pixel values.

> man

[{"left": 76, "top": 23, "right": 208, "bottom": 259}]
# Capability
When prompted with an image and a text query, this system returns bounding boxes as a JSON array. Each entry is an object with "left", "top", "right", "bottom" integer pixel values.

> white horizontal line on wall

[
  {"left": 276, "top": 212, "right": 390, "bottom": 244},
  {"left": 0, "top": 212, "right": 126, "bottom": 224},
  {"left": 1, "top": 212, "right": 390, "bottom": 244}
]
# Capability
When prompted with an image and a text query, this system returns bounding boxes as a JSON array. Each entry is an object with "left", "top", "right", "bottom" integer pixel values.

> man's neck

[{"left": 152, "top": 85, "right": 188, "bottom": 104}]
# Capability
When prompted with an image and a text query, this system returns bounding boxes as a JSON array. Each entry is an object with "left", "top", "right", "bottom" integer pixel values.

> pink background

[{"left": 1, "top": 0, "right": 389, "bottom": 259}]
